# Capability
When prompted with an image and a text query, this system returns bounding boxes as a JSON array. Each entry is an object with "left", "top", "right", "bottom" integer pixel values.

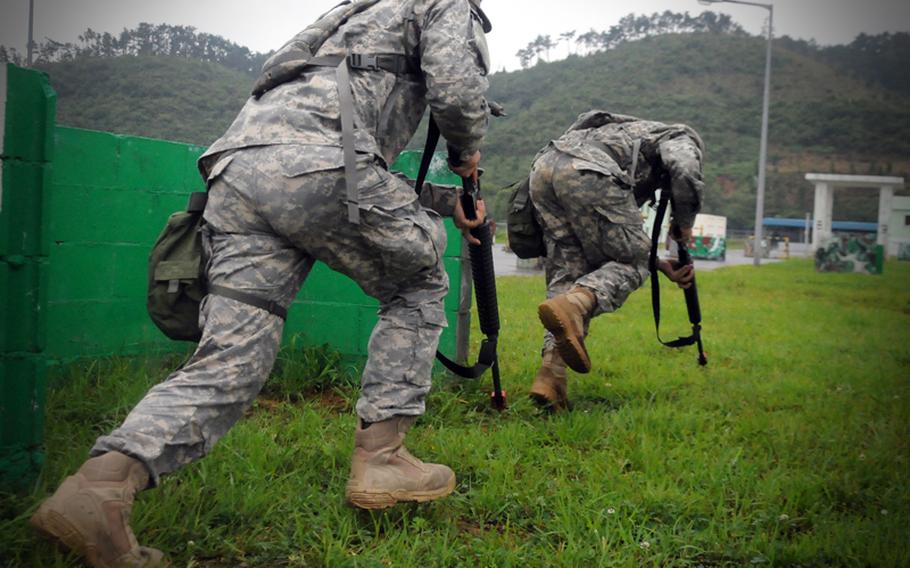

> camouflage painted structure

[
  {"left": 806, "top": 173, "right": 904, "bottom": 267},
  {"left": 814, "top": 234, "right": 884, "bottom": 274}
]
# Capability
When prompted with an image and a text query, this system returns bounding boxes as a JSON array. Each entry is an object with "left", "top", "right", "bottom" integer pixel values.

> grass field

[{"left": 2, "top": 259, "right": 908, "bottom": 567}]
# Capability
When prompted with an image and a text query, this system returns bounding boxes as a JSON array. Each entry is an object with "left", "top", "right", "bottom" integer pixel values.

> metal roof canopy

[
  {"left": 805, "top": 173, "right": 905, "bottom": 251},
  {"left": 763, "top": 218, "right": 877, "bottom": 232}
]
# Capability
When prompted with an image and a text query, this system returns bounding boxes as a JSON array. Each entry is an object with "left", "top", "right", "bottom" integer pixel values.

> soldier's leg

[
  {"left": 549, "top": 165, "right": 651, "bottom": 317},
  {"left": 32, "top": 158, "right": 311, "bottom": 568},
  {"left": 257, "top": 159, "right": 453, "bottom": 508},
  {"left": 528, "top": 152, "right": 591, "bottom": 403},
  {"left": 91, "top": 169, "right": 312, "bottom": 483},
  {"left": 530, "top": 152, "right": 598, "bottom": 374},
  {"left": 536, "top": 157, "right": 650, "bottom": 377}
]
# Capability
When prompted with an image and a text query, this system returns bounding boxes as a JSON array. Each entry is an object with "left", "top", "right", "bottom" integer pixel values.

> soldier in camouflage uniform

[
  {"left": 527, "top": 110, "right": 703, "bottom": 410},
  {"left": 31, "top": 1, "right": 492, "bottom": 565}
]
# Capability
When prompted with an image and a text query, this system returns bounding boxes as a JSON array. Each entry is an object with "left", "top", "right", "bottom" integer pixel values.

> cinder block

[
  {"left": 0, "top": 258, "right": 47, "bottom": 354},
  {"left": 1, "top": 64, "right": 56, "bottom": 162}
]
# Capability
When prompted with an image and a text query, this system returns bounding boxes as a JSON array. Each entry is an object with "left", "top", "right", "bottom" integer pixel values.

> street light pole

[
  {"left": 698, "top": 0, "right": 773, "bottom": 266},
  {"left": 754, "top": 4, "right": 773, "bottom": 266},
  {"left": 27, "top": 0, "right": 35, "bottom": 66}
]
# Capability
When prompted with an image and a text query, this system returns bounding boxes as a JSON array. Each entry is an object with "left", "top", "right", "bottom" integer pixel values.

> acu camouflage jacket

[
  {"left": 540, "top": 110, "right": 706, "bottom": 228},
  {"left": 199, "top": 0, "right": 490, "bottom": 180}
]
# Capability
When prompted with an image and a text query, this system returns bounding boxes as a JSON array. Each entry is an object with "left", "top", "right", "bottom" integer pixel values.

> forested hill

[
  {"left": 483, "top": 32, "right": 910, "bottom": 227},
  {"left": 24, "top": 30, "right": 910, "bottom": 229}
]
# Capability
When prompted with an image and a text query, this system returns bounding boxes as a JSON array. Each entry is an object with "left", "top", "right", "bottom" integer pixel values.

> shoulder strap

[
  {"left": 326, "top": 53, "right": 422, "bottom": 224},
  {"left": 414, "top": 116, "right": 441, "bottom": 196},
  {"left": 628, "top": 138, "right": 642, "bottom": 182}
]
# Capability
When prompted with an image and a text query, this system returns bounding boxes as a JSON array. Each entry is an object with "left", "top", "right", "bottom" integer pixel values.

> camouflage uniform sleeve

[
  {"left": 659, "top": 135, "right": 705, "bottom": 229},
  {"left": 391, "top": 172, "right": 459, "bottom": 216},
  {"left": 419, "top": 0, "right": 490, "bottom": 161}
]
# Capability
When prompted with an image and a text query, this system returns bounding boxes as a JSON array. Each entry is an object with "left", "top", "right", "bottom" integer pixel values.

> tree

[
  {"left": 516, "top": 47, "right": 533, "bottom": 69},
  {"left": 559, "top": 30, "right": 576, "bottom": 56}
]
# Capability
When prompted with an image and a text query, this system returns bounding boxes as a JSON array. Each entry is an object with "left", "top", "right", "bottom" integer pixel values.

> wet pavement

[{"left": 491, "top": 245, "right": 794, "bottom": 277}]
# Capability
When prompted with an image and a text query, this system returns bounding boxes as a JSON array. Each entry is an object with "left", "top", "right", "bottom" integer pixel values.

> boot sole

[
  {"left": 346, "top": 475, "right": 456, "bottom": 510},
  {"left": 30, "top": 508, "right": 105, "bottom": 568},
  {"left": 31, "top": 504, "right": 168, "bottom": 568},
  {"left": 538, "top": 302, "right": 592, "bottom": 374}
]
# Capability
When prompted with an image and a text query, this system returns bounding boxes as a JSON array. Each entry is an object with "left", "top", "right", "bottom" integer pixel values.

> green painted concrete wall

[
  {"left": 0, "top": 63, "right": 470, "bottom": 489},
  {"left": 45, "top": 126, "right": 468, "bottom": 360},
  {"left": 1, "top": 64, "right": 57, "bottom": 488}
]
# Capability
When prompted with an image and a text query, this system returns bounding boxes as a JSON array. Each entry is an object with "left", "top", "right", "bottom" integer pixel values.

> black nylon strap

[
  {"left": 208, "top": 284, "right": 288, "bottom": 320},
  {"left": 414, "top": 117, "right": 441, "bottom": 196},
  {"left": 649, "top": 190, "right": 696, "bottom": 348},
  {"left": 435, "top": 338, "right": 496, "bottom": 378},
  {"left": 187, "top": 192, "right": 208, "bottom": 213},
  {"left": 306, "top": 53, "right": 419, "bottom": 75}
]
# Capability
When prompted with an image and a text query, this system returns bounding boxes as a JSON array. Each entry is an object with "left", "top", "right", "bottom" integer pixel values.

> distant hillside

[
  {"left": 32, "top": 32, "right": 910, "bottom": 229},
  {"left": 481, "top": 32, "right": 910, "bottom": 227},
  {"left": 39, "top": 56, "right": 252, "bottom": 145}
]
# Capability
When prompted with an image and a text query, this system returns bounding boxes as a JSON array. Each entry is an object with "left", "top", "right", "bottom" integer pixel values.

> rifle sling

[{"left": 648, "top": 189, "right": 699, "bottom": 350}]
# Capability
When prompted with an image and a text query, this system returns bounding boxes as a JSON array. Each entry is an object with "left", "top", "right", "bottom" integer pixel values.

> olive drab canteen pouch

[
  {"left": 147, "top": 192, "right": 209, "bottom": 342},
  {"left": 147, "top": 192, "right": 289, "bottom": 342},
  {"left": 506, "top": 177, "right": 546, "bottom": 259}
]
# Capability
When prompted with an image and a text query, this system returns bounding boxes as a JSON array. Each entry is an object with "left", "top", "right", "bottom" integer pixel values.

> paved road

[{"left": 492, "top": 245, "right": 796, "bottom": 277}]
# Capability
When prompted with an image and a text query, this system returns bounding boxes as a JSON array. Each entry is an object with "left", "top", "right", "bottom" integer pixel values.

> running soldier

[
  {"left": 30, "top": 1, "right": 492, "bottom": 565},
  {"left": 527, "top": 110, "right": 703, "bottom": 410}
]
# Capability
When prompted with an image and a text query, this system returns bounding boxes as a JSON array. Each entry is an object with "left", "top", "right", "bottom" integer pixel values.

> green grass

[{"left": 2, "top": 259, "right": 908, "bottom": 566}]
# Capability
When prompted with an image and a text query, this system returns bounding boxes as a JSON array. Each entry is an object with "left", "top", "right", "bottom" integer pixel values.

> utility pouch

[
  {"left": 147, "top": 192, "right": 288, "bottom": 342},
  {"left": 506, "top": 177, "right": 546, "bottom": 259},
  {"left": 147, "top": 192, "right": 209, "bottom": 342}
]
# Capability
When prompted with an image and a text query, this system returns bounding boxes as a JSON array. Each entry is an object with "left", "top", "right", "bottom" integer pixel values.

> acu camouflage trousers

[
  {"left": 93, "top": 146, "right": 448, "bottom": 485},
  {"left": 529, "top": 149, "right": 651, "bottom": 353}
]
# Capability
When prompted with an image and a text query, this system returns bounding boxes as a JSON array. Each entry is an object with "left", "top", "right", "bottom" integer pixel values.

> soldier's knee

[{"left": 366, "top": 206, "right": 447, "bottom": 280}]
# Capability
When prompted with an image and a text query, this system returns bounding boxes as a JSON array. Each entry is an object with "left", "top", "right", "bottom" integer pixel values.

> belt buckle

[{"left": 348, "top": 53, "right": 380, "bottom": 71}]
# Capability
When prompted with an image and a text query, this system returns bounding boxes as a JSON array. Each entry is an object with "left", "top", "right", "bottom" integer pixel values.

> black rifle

[
  {"left": 414, "top": 118, "right": 506, "bottom": 409},
  {"left": 648, "top": 184, "right": 708, "bottom": 366}
]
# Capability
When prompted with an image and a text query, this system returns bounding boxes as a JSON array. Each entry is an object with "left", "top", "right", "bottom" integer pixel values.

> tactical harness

[{"left": 279, "top": 53, "right": 420, "bottom": 225}]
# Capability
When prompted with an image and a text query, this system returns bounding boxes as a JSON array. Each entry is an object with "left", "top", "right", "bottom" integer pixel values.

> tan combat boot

[
  {"left": 529, "top": 349, "right": 569, "bottom": 410},
  {"left": 30, "top": 452, "right": 166, "bottom": 568},
  {"left": 537, "top": 286, "right": 596, "bottom": 373},
  {"left": 345, "top": 416, "right": 455, "bottom": 509}
]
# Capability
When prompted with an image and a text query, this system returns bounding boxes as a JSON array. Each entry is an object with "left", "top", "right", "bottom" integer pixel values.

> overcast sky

[{"left": 1, "top": 0, "right": 909, "bottom": 71}]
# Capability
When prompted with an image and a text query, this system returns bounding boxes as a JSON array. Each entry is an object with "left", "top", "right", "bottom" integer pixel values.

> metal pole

[
  {"left": 804, "top": 212, "right": 810, "bottom": 244},
  {"left": 27, "top": 0, "right": 35, "bottom": 66},
  {"left": 753, "top": 5, "right": 772, "bottom": 266}
]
